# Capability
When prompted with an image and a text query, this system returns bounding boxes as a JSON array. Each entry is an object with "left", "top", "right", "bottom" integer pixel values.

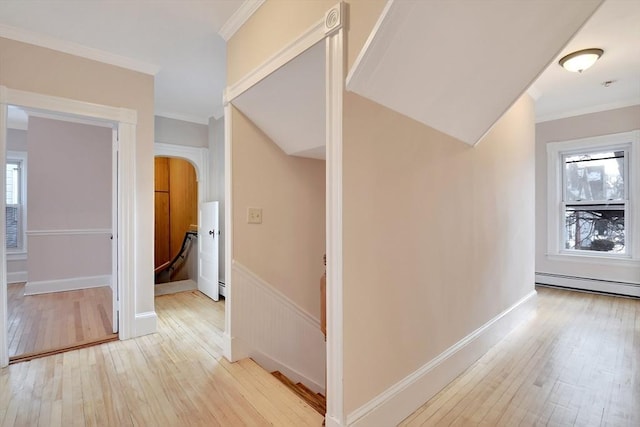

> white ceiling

[
  {"left": 346, "top": 0, "right": 602, "bottom": 146},
  {"left": 533, "top": 0, "right": 640, "bottom": 122},
  {"left": 233, "top": 41, "right": 326, "bottom": 160},
  {"left": 0, "top": 0, "right": 262, "bottom": 124},
  {"left": 1, "top": 0, "right": 635, "bottom": 138}
]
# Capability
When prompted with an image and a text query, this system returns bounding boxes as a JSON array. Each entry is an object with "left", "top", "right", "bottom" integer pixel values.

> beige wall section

[
  {"left": 227, "top": 0, "right": 333, "bottom": 86},
  {"left": 0, "top": 36, "right": 155, "bottom": 313},
  {"left": 535, "top": 105, "right": 640, "bottom": 284},
  {"left": 342, "top": 93, "right": 536, "bottom": 412},
  {"left": 227, "top": 0, "right": 386, "bottom": 86},
  {"left": 232, "top": 108, "right": 326, "bottom": 318}
]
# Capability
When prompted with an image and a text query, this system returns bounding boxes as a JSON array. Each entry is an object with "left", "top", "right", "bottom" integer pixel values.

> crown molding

[
  {"left": 219, "top": 0, "right": 266, "bottom": 41},
  {"left": 0, "top": 24, "right": 160, "bottom": 75},
  {"left": 536, "top": 98, "right": 640, "bottom": 123}
]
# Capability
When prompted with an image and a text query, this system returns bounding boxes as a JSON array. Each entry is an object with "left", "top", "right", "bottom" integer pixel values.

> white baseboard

[
  {"left": 231, "top": 261, "right": 326, "bottom": 393},
  {"left": 346, "top": 290, "right": 538, "bottom": 427},
  {"left": 225, "top": 333, "right": 251, "bottom": 362},
  {"left": 535, "top": 273, "right": 640, "bottom": 297},
  {"left": 24, "top": 274, "right": 111, "bottom": 295},
  {"left": 134, "top": 311, "right": 157, "bottom": 336},
  {"left": 7, "top": 271, "right": 27, "bottom": 284},
  {"left": 251, "top": 347, "right": 326, "bottom": 394}
]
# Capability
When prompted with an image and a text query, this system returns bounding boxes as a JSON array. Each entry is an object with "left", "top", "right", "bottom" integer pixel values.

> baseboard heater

[{"left": 535, "top": 272, "right": 640, "bottom": 298}]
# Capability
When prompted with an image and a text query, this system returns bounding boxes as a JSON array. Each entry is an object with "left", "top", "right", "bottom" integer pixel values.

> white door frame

[
  {"left": 222, "top": 3, "right": 345, "bottom": 425},
  {"left": 0, "top": 86, "right": 138, "bottom": 367}
]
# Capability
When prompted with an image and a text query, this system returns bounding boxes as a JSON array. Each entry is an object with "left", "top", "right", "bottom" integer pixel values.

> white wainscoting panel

[
  {"left": 232, "top": 261, "right": 326, "bottom": 393},
  {"left": 347, "top": 290, "right": 538, "bottom": 426}
]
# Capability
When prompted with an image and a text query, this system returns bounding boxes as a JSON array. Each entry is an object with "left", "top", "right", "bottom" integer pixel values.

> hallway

[{"left": 0, "top": 290, "right": 322, "bottom": 426}]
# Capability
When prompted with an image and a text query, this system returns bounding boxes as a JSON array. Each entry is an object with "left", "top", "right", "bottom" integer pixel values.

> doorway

[
  {"left": 0, "top": 87, "right": 138, "bottom": 367},
  {"left": 222, "top": 5, "right": 345, "bottom": 420},
  {"left": 154, "top": 156, "right": 198, "bottom": 288},
  {"left": 152, "top": 143, "right": 219, "bottom": 300},
  {"left": 4, "top": 107, "right": 118, "bottom": 362}
]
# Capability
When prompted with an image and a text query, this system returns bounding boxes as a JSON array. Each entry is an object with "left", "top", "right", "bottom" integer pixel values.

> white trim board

[
  {"left": 536, "top": 99, "right": 640, "bottom": 124},
  {"left": 346, "top": 291, "right": 538, "bottom": 427},
  {"left": 25, "top": 275, "right": 111, "bottom": 295},
  {"left": 134, "top": 311, "right": 158, "bottom": 337},
  {"left": 224, "top": 17, "right": 326, "bottom": 103},
  {"left": 535, "top": 273, "right": 640, "bottom": 298},
  {"left": 154, "top": 142, "right": 210, "bottom": 205},
  {"left": 26, "top": 228, "right": 111, "bottom": 236},
  {"left": 223, "top": 3, "right": 346, "bottom": 424},
  {"left": 7, "top": 272, "right": 27, "bottom": 284},
  {"left": 223, "top": 102, "right": 233, "bottom": 362}
]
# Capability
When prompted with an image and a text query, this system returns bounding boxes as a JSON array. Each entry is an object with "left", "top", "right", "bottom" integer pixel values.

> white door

[
  {"left": 111, "top": 128, "right": 118, "bottom": 333},
  {"left": 199, "top": 201, "right": 219, "bottom": 301}
]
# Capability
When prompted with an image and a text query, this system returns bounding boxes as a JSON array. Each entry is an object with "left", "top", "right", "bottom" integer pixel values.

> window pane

[
  {"left": 6, "top": 162, "right": 20, "bottom": 205},
  {"left": 564, "top": 151, "right": 624, "bottom": 202},
  {"left": 564, "top": 205, "right": 625, "bottom": 253},
  {"left": 6, "top": 205, "right": 19, "bottom": 249}
]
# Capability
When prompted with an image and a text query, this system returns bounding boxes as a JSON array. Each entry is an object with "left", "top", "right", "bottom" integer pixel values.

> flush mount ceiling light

[{"left": 559, "top": 48, "right": 604, "bottom": 73}]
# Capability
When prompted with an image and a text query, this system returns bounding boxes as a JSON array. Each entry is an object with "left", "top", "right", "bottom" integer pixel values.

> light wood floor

[
  {"left": 401, "top": 286, "right": 640, "bottom": 426},
  {"left": 8, "top": 283, "right": 117, "bottom": 360},
  {"left": 0, "top": 290, "right": 323, "bottom": 426}
]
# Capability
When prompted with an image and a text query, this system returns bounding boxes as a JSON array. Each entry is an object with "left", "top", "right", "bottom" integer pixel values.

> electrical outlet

[{"left": 247, "top": 207, "right": 262, "bottom": 224}]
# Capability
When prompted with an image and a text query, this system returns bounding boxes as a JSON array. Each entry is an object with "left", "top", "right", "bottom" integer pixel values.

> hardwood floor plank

[
  {"left": 7, "top": 283, "right": 115, "bottom": 360},
  {"left": 1, "top": 289, "right": 322, "bottom": 426}
]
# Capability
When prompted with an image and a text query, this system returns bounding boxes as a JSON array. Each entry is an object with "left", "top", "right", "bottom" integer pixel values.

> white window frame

[
  {"left": 6, "top": 151, "right": 27, "bottom": 259},
  {"left": 547, "top": 130, "right": 640, "bottom": 264}
]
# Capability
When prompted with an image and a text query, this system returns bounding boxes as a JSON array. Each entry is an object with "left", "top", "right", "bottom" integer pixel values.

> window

[
  {"left": 547, "top": 131, "right": 639, "bottom": 260},
  {"left": 5, "top": 152, "right": 26, "bottom": 252},
  {"left": 563, "top": 149, "right": 627, "bottom": 254}
]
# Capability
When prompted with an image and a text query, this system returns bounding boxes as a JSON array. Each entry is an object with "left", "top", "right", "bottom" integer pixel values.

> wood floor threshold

[{"left": 9, "top": 333, "right": 119, "bottom": 364}]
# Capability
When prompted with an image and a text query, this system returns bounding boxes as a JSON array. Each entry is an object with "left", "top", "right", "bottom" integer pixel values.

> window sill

[
  {"left": 546, "top": 252, "right": 639, "bottom": 267},
  {"left": 7, "top": 251, "right": 27, "bottom": 261}
]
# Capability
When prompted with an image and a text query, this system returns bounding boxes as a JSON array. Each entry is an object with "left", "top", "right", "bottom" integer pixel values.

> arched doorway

[{"left": 154, "top": 156, "right": 198, "bottom": 286}]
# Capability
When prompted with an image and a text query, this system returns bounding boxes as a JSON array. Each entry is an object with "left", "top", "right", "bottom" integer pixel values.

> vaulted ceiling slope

[
  {"left": 233, "top": 41, "right": 326, "bottom": 160},
  {"left": 346, "top": 0, "right": 603, "bottom": 146}
]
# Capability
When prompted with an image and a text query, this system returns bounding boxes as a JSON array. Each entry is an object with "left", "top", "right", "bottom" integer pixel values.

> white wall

[
  {"left": 155, "top": 116, "right": 209, "bottom": 148},
  {"left": 7, "top": 128, "right": 26, "bottom": 151},
  {"left": 535, "top": 105, "right": 640, "bottom": 285},
  {"left": 26, "top": 116, "right": 112, "bottom": 290}
]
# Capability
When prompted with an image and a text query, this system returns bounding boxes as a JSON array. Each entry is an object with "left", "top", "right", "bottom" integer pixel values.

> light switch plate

[{"left": 247, "top": 207, "right": 262, "bottom": 224}]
